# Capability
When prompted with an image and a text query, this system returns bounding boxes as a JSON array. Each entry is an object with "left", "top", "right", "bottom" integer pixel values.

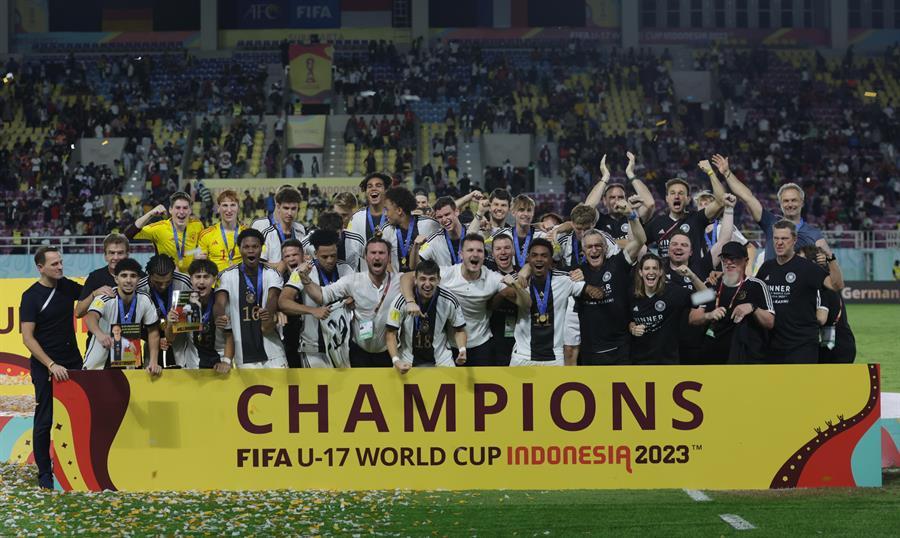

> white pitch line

[
  {"left": 719, "top": 514, "right": 757, "bottom": 530},
  {"left": 683, "top": 489, "right": 711, "bottom": 502}
]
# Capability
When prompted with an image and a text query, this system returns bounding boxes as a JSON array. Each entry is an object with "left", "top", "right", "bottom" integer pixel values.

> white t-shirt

[
  {"left": 321, "top": 270, "right": 399, "bottom": 354},
  {"left": 437, "top": 264, "right": 505, "bottom": 348}
]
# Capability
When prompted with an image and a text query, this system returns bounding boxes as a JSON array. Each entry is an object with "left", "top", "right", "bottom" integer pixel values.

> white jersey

[
  {"left": 284, "top": 261, "right": 355, "bottom": 367},
  {"left": 321, "top": 270, "right": 400, "bottom": 353},
  {"left": 215, "top": 264, "right": 286, "bottom": 367},
  {"left": 83, "top": 291, "right": 159, "bottom": 370},
  {"left": 302, "top": 230, "right": 365, "bottom": 272},
  {"left": 488, "top": 226, "right": 548, "bottom": 270},
  {"left": 437, "top": 265, "right": 506, "bottom": 348},
  {"left": 386, "top": 287, "right": 466, "bottom": 366},
  {"left": 382, "top": 216, "right": 442, "bottom": 271},
  {"left": 418, "top": 228, "right": 465, "bottom": 267},
  {"left": 347, "top": 206, "right": 388, "bottom": 242},
  {"left": 511, "top": 270, "right": 585, "bottom": 364},
  {"left": 252, "top": 217, "right": 307, "bottom": 263}
]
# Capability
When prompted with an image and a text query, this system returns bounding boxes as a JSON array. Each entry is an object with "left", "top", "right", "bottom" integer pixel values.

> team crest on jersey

[
  {"left": 603, "top": 271, "right": 612, "bottom": 282},
  {"left": 620, "top": 222, "right": 629, "bottom": 233},
  {"left": 737, "top": 291, "right": 747, "bottom": 300},
  {"left": 680, "top": 224, "right": 690, "bottom": 233},
  {"left": 654, "top": 300, "right": 666, "bottom": 312},
  {"left": 786, "top": 272, "right": 796, "bottom": 283}
]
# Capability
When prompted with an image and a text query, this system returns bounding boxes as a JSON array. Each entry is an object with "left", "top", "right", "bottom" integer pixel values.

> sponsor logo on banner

[
  {"left": 50, "top": 365, "right": 881, "bottom": 491},
  {"left": 237, "top": 0, "right": 339, "bottom": 29},
  {"left": 238, "top": 0, "right": 286, "bottom": 28}
]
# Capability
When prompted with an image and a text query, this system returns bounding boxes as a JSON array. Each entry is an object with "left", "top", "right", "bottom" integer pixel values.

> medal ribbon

[
  {"left": 367, "top": 207, "right": 386, "bottom": 236},
  {"left": 151, "top": 288, "right": 171, "bottom": 317},
  {"left": 241, "top": 264, "right": 264, "bottom": 307},
  {"left": 572, "top": 236, "right": 585, "bottom": 266},
  {"left": 513, "top": 227, "right": 532, "bottom": 268},
  {"left": 118, "top": 294, "right": 137, "bottom": 324},
  {"left": 704, "top": 219, "right": 719, "bottom": 249},
  {"left": 171, "top": 221, "right": 186, "bottom": 261},
  {"left": 396, "top": 217, "right": 416, "bottom": 264},
  {"left": 413, "top": 288, "right": 437, "bottom": 333},
  {"left": 445, "top": 233, "right": 462, "bottom": 265},
  {"left": 202, "top": 297, "right": 213, "bottom": 324},
  {"left": 715, "top": 277, "right": 746, "bottom": 310},
  {"left": 532, "top": 274, "right": 552, "bottom": 318},
  {"left": 313, "top": 260, "right": 337, "bottom": 286},
  {"left": 219, "top": 222, "right": 239, "bottom": 263}
]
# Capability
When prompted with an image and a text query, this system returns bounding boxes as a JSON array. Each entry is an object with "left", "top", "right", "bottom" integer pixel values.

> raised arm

[
  {"left": 712, "top": 154, "right": 763, "bottom": 223},
  {"left": 124, "top": 204, "right": 167, "bottom": 239},
  {"left": 619, "top": 199, "right": 647, "bottom": 262},
  {"left": 625, "top": 151, "right": 656, "bottom": 221},
  {"left": 710, "top": 194, "right": 737, "bottom": 266},
  {"left": 698, "top": 160, "right": 725, "bottom": 219},
  {"left": 584, "top": 154, "right": 610, "bottom": 208},
  {"left": 819, "top": 241, "right": 845, "bottom": 291},
  {"left": 454, "top": 189, "right": 483, "bottom": 211}
]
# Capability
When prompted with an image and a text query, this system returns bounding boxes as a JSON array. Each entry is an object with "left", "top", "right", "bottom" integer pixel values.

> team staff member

[
  {"left": 164, "top": 259, "right": 233, "bottom": 371},
  {"left": 554, "top": 204, "right": 618, "bottom": 271},
  {"left": 138, "top": 254, "right": 193, "bottom": 368},
  {"left": 486, "top": 234, "right": 518, "bottom": 364},
  {"left": 690, "top": 242, "right": 774, "bottom": 363},
  {"left": 281, "top": 231, "right": 356, "bottom": 368},
  {"left": 297, "top": 238, "right": 399, "bottom": 368},
  {"left": 253, "top": 187, "right": 306, "bottom": 264},
  {"left": 417, "top": 197, "right": 468, "bottom": 267},
  {"left": 387, "top": 260, "right": 468, "bottom": 372},
  {"left": 215, "top": 229, "right": 287, "bottom": 368},
  {"left": 126, "top": 191, "right": 204, "bottom": 273},
  {"left": 644, "top": 160, "right": 725, "bottom": 263},
  {"left": 301, "top": 211, "right": 364, "bottom": 271},
  {"left": 76, "top": 233, "right": 129, "bottom": 351},
  {"left": 381, "top": 186, "right": 441, "bottom": 272},
  {"left": 756, "top": 220, "right": 844, "bottom": 363},
  {"left": 83, "top": 258, "right": 161, "bottom": 372},
  {"left": 198, "top": 189, "right": 246, "bottom": 272},
  {"left": 348, "top": 173, "right": 390, "bottom": 241},
  {"left": 664, "top": 232, "right": 710, "bottom": 364},
  {"left": 584, "top": 152, "right": 656, "bottom": 244},
  {"left": 21, "top": 247, "right": 83, "bottom": 489},
  {"left": 628, "top": 253, "right": 705, "bottom": 365},
  {"left": 399, "top": 234, "right": 513, "bottom": 367},
  {"left": 797, "top": 246, "right": 856, "bottom": 364},
  {"left": 713, "top": 154, "right": 826, "bottom": 261},
  {"left": 567, "top": 208, "right": 645, "bottom": 365}
]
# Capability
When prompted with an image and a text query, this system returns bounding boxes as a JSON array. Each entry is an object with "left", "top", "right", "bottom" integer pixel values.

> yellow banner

[
  {"left": 289, "top": 44, "right": 333, "bottom": 103},
  {"left": 287, "top": 115, "right": 326, "bottom": 150},
  {"left": 51, "top": 365, "right": 882, "bottom": 491}
]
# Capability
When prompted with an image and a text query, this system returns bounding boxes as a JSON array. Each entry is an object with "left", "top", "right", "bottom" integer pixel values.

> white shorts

[
  {"left": 564, "top": 298, "right": 580, "bottom": 347},
  {"left": 303, "top": 352, "right": 332, "bottom": 368},
  {"left": 509, "top": 356, "right": 564, "bottom": 367}
]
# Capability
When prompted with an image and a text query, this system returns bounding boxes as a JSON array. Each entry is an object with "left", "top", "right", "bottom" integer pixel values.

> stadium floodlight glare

[
  {"left": 359, "top": 90, "right": 376, "bottom": 97},
  {"left": 864, "top": 91, "right": 878, "bottom": 97},
  {"left": 401, "top": 95, "right": 421, "bottom": 102}
]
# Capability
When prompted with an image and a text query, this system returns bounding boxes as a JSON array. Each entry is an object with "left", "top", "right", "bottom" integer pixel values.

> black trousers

[
  {"left": 580, "top": 342, "right": 630, "bottom": 366},
  {"left": 30, "top": 359, "right": 54, "bottom": 488},
  {"left": 453, "top": 341, "right": 494, "bottom": 367},
  {"left": 349, "top": 342, "right": 392, "bottom": 368},
  {"left": 769, "top": 342, "right": 820, "bottom": 364}
]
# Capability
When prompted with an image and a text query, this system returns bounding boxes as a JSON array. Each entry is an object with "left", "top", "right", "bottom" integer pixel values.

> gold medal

[
  {"left": 539, "top": 314, "right": 549, "bottom": 324},
  {"left": 400, "top": 256, "right": 408, "bottom": 267},
  {"left": 159, "top": 320, "right": 167, "bottom": 332},
  {"left": 245, "top": 292, "right": 256, "bottom": 305}
]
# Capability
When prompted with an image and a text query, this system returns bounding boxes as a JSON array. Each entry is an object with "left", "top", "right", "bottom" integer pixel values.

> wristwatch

[{"left": 826, "top": 254, "right": 836, "bottom": 262}]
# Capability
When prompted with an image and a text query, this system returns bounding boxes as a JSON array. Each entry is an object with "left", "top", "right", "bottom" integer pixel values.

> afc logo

[{"left": 244, "top": 3, "right": 281, "bottom": 20}]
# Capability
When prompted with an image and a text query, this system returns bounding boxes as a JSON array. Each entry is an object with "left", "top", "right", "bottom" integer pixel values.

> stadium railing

[{"left": 0, "top": 236, "right": 157, "bottom": 256}]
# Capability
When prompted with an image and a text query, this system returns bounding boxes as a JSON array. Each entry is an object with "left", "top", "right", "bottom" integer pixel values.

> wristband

[
  {"left": 628, "top": 210, "right": 639, "bottom": 220},
  {"left": 458, "top": 347, "right": 466, "bottom": 353},
  {"left": 220, "top": 357, "right": 233, "bottom": 366},
  {"left": 392, "top": 356, "right": 401, "bottom": 365},
  {"left": 48, "top": 361, "right": 56, "bottom": 369},
  {"left": 724, "top": 208, "right": 734, "bottom": 214}
]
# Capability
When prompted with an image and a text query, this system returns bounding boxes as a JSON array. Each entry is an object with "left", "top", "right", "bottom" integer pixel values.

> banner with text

[
  {"left": 841, "top": 281, "right": 900, "bottom": 304},
  {"left": 237, "top": 0, "right": 340, "bottom": 29},
  {"left": 289, "top": 43, "right": 334, "bottom": 104},
  {"left": 51, "top": 365, "right": 881, "bottom": 491}
]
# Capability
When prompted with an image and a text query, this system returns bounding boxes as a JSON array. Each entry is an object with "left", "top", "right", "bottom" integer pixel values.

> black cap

[{"left": 720, "top": 241, "right": 748, "bottom": 259}]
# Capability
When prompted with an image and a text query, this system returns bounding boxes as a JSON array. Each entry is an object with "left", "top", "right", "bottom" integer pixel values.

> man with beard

[
  {"left": 485, "top": 233, "right": 518, "bottom": 364},
  {"left": 280, "top": 231, "right": 356, "bottom": 368},
  {"left": 253, "top": 187, "right": 307, "bottom": 265},
  {"left": 387, "top": 260, "right": 468, "bottom": 372},
  {"left": 297, "top": 238, "right": 399, "bottom": 367},
  {"left": 567, "top": 200, "right": 647, "bottom": 365},
  {"left": 348, "top": 172, "right": 390, "bottom": 241},
  {"left": 198, "top": 190, "right": 246, "bottom": 272},
  {"left": 665, "top": 232, "right": 713, "bottom": 364},
  {"left": 797, "top": 245, "right": 856, "bottom": 364},
  {"left": 690, "top": 242, "right": 775, "bottom": 363},
  {"left": 756, "top": 220, "right": 844, "bottom": 363},
  {"left": 628, "top": 253, "right": 705, "bottom": 365},
  {"left": 489, "top": 195, "right": 547, "bottom": 271},
  {"left": 138, "top": 254, "right": 193, "bottom": 368},
  {"left": 399, "top": 234, "right": 518, "bottom": 367},
  {"left": 302, "top": 211, "right": 364, "bottom": 272},
  {"left": 584, "top": 152, "right": 656, "bottom": 245},
  {"left": 382, "top": 186, "right": 441, "bottom": 272},
  {"left": 127, "top": 191, "right": 204, "bottom": 273},
  {"left": 163, "top": 259, "right": 234, "bottom": 371},
  {"left": 214, "top": 229, "right": 287, "bottom": 368},
  {"left": 644, "top": 160, "right": 726, "bottom": 265},
  {"left": 713, "top": 154, "right": 826, "bottom": 261},
  {"left": 416, "top": 197, "right": 468, "bottom": 267}
]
